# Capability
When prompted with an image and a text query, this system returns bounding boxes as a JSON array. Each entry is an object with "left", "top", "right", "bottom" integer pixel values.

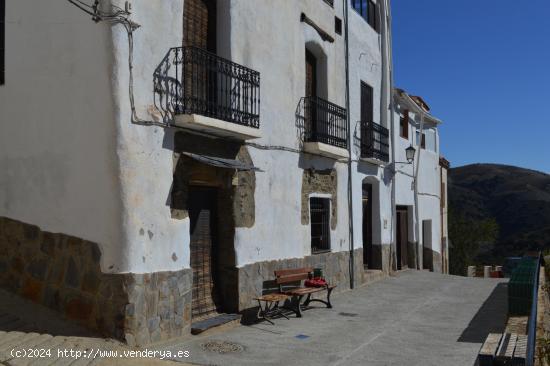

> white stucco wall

[
  {"left": 0, "top": 0, "right": 402, "bottom": 274},
  {"left": 228, "top": 0, "right": 353, "bottom": 266},
  {"left": 0, "top": 0, "right": 123, "bottom": 272},
  {"left": 110, "top": 0, "right": 393, "bottom": 270},
  {"left": 348, "top": 0, "right": 394, "bottom": 251},
  {"left": 109, "top": 0, "right": 186, "bottom": 273}
]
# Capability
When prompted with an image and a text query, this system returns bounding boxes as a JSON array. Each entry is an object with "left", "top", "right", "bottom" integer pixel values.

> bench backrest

[{"left": 274, "top": 267, "right": 313, "bottom": 285}]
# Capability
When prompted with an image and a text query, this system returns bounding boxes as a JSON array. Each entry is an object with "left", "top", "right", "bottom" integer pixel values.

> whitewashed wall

[
  {"left": 109, "top": 0, "right": 186, "bottom": 273},
  {"left": 348, "top": 0, "right": 394, "bottom": 251},
  {"left": 228, "top": 0, "right": 353, "bottom": 266},
  {"left": 0, "top": 0, "right": 395, "bottom": 274},
  {"left": 0, "top": 0, "right": 124, "bottom": 273}
]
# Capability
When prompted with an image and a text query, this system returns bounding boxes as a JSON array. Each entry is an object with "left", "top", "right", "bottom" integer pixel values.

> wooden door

[
  {"left": 183, "top": 0, "right": 216, "bottom": 51},
  {"left": 363, "top": 184, "right": 374, "bottom": 269},
  {"left": 189, "top": 186, "right": 219, "bottom": 320},
  {"left": 305, "top": 49, "right": 317, "bottom": 98},
  {"left": 305, "top": 49, "right": 318, "bottom": 140},
  {"left": 396, "top": 207, "right": 408, "bottom": 270},
  {"left": 183, "top": 0, "right": 216, "bottom": 115},
  {"left": 422, "top": 220, "right": 433, "bottom": 271},
  {"left": 361, "top": 82, "right": 374, "bottom": 150}
]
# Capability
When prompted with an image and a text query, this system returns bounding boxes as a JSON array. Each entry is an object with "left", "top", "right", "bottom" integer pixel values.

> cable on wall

[{"left": 67, "top": 0, "right": 167, "bottom": 128}]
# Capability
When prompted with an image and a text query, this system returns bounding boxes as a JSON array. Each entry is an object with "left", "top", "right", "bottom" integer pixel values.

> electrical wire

[{"left": 67, "top": 0, "right": 160, "bottom": 127}]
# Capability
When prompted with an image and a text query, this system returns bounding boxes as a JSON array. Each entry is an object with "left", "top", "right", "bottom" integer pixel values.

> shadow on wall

[
  {"left": 295, "top": 97, "right": 306, "bottom": 149},
  {"left": 457, "top": 282, "right": 508, "bottom": 343}
]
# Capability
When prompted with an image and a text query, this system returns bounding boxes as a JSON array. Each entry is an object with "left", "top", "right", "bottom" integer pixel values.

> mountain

[{"left": 448, "top": 163, "right": 550, "bottom": 263}]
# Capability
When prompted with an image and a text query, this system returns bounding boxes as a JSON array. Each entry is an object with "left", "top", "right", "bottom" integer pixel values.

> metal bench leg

[
  {"left": 302, "top": 288, "right": 333, "bottom": 308},
  {"left": 274, "top": 302, "right": 289, "bottom": 320},
  {"left": 257, "top": 300, "right": 275, "bottom": 325},
  {"left": 303, "top": 294, "right": 312, "bottom": 307},
  {"left": 294, "top": 295, "right": 304, "bottom": 317},
  {"left": 326, "top": 287, "right": 333, "bottom": 308}
]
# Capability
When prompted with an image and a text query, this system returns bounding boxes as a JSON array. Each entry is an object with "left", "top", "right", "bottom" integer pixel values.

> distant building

[
  {"left": 392, "top": 88, "right": 448, "bottom": 272},
  {"left": 0, "top": 0, "right": 447, "bottom": 346}
]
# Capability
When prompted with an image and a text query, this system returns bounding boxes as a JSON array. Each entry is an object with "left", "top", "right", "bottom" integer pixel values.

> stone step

[{"left": 191, "top": 313, "right": 241, "bottom": 335}]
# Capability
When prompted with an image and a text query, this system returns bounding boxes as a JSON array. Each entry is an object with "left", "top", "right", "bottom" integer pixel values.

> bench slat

[
  {"left": 478, "top": 333, "right": 502, "bottom": 366},
  {"left": 284, "top": 285, "right": 336, "bottom": 296},
  {"left": 274, "top": 268, "right": 313, "bottom": 277},
  {"left": 275, "top": 273, "right": 310, "bottom": 284}
]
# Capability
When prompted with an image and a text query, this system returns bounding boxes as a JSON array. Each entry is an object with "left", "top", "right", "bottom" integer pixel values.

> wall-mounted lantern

[{"left": 405, "top": 145, "right": 416, "bottom": 164}]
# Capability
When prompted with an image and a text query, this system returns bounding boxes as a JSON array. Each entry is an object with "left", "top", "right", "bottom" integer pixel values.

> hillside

[{"left": 448, "top": 163, "right": 550, "bottom": 263}]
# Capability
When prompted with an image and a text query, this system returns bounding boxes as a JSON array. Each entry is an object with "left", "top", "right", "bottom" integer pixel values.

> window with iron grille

[
  {"left": 351, "top": 0, "right": 379, "bottom": 31},
  {"left": 0, "top": 0, "right": 4, "bottom": 85},
  {"left": 310, "top": 197, "right": 331, "bottom": 253}
]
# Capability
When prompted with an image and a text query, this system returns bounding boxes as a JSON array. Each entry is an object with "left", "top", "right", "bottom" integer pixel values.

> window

[
  {"left": 416, "top": 130, "right": 426, "bottom": 149},
  {"left": 399, "top": 110, "right": 409, "bottom": 139},
  {"left": 1, "top": 0, "right": 4, "bottom": 85},
  {"left": 361, "top": 82, "right": 373, "bottom": 123},
  {"left": 310, "top": 197, "right": 331, "bottom": 253},
  {"left": 351, "top": 0, "right": 379, "bottom": 31},
  {"left": 335, "top": 16, "right": 342, "bottom": 35}
]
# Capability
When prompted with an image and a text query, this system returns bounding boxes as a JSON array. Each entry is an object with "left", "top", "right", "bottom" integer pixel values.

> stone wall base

[
  {"left": 0, "top": 216, "right": 192, "bottom": 347},
  {"left": 237, "top": 248, "right": 364, "bottom": 310}
]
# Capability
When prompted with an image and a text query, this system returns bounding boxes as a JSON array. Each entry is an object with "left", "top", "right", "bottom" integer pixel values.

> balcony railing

[
  {"left": 361, "top": 121, "right": 389, "bottom": 162},
  {"left": 154, "top": 46, "right": 260, "bottom": 128},
  {"left": 302, "top": 96, "right": 348, "bottom": 149}
]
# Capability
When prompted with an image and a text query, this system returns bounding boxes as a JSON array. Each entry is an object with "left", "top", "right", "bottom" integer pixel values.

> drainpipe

[
  {"left": 343, "top": 0, "right": 354, "bottom": 289},
  {"left": 385, "top": 0, "right": 398, "bottom": 273},
  {"left": 413, "top": 114, "right": 425, "bottom": 269}
]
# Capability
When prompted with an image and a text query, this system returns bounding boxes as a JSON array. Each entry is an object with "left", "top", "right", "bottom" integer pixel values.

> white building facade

[
  {"left": 0, "top": 0, "right": 447, "bottom": 345},
  {"left": 392, "top": 89, "right": 449, "bottom": 273}
]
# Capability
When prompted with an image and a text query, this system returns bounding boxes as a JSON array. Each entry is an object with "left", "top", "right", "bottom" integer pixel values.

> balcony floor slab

[
  {"left": 303, "top": 142, "right": 348, "bottom": 159},
  {"left": 175, "top": 114, "right": 261, "bottom": 140}
]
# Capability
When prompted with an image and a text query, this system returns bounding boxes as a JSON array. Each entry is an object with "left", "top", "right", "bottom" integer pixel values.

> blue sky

[{"left": 391, "top": 0, "right": 550, "bottom": 173}]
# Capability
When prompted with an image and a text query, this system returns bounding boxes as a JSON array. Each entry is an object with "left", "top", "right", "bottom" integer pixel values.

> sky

[{"left": 391, "top": 0, "right": 550, "bottom": 173}]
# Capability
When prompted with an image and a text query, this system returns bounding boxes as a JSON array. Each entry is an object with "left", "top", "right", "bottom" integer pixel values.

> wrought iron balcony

[
  {"left": 154, "top": 46, "right": 260, "bottom": 129},
  {"left": 302, "top": 96, "right": 348, "bottom": 149},
  {"left": 361, "top": 121, "right": 389, "bottom": 162}
]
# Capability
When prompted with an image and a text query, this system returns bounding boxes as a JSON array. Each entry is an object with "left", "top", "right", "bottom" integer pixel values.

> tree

[{"left": 449, "top": 208, "right": 499, "bottom": 276}]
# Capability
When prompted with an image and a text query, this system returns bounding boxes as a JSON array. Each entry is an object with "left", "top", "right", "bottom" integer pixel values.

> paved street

[
  {"left": 158, "top": 271, "right": 508, "bottom": 366},
  {"left": 0, "top": 271, "right": 507, "bottom": 366}
]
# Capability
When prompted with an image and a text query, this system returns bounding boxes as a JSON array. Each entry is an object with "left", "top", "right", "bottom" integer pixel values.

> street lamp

[{"left": 405, "top": 145, "right": 416, "bottom": 164}]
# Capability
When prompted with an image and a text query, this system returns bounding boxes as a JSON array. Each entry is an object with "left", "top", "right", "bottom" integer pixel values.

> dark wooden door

[
  {"left": 305, "top": 49, "right": 318, "bottom": 140},
  {"left": 361, "top": 82, "right": 373, "bottom": 124},
  {"left": 363, "top": 184, "right": 374, "bottom": 268},
  {"left": 189, "top": 186, "right": 219, "bottom": 320},
  {"left": 396, "top": 207, "right": 408, "bottom": 270},
  {"left": 305, "top": 49, "right": 317, "bottom": 98},
  {"left": 183, "top": 0, "right": 216, "bottom": 51},
  {"left": 361, "top": 82, "right": 374, "bottom": 150},
  {"left": 183, "top": 0, "right": 217, "bottom": 115}
]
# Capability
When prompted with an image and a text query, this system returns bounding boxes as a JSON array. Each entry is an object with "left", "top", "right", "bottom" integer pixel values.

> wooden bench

[{"left": 274, "top": 267, "right": 336, "bottom": 317}]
